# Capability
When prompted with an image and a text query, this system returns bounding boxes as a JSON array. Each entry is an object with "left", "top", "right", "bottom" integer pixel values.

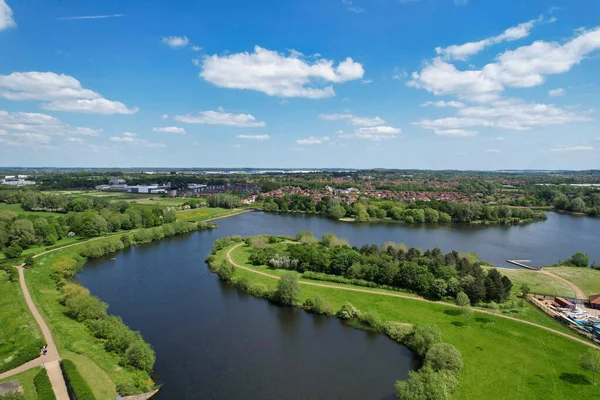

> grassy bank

[
  {"left": 176, "top": 207, "right": 249, "bottom": 222},
  {"left": 0, "top": 368, "right": 39, "bottom": 400},
  {"left": 215, "top": 241, "right": 600, "bottom": 399},
  {"left": 545, "top": 267, "right": 600, "bottom": 298},
  {"left": 482, "top": 266, "right": 575, "bottom": 298},
  {"left": 0, "top": 271, "right": 43, "bottom": 373}
]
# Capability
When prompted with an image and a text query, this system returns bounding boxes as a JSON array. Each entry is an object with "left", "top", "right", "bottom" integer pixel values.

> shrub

[
  {"left": 115, "top": 370, "right": 153, "bottom": 396},
  {"left": 425, "top": 343, "right": 463, "bottom": 375},
  {"left": 23, "top": 254, "right": 35, "bottom": 268},
  {"left": 216, "top": 261, "right": 235, "bottom": 282},
  {"left": 235, "top": 276, "right": 250, "bottom": 291},
  {"left": 61, "top": 359, "right": 96, "bottom": 400},
  {"left": 89, "top": 316, "right": 136, "bottom": 353},
  {"left": 4, "top": 242, "right": 22, "bottom": 259},
  {"left": 337, "top": 302, "right": 361, "bottom": 320},
  {"left": 384, "top": 322, "right": 413, "bottom": 343},
  {"left": 51, "top": 256, "right": 78, "bottom": 282},
  {"left": 60, "top": 283, "right": 90, "bottom": 305},
  {"left": 360, "top": 311, "right": 383, "bottom": 331},
  {"left": 34, "top": 368, "right": 56, "bottom": 400},
  {"left": 275, "top": 272, "right": 300, "bottom": 305},
  {"left": 247, "top": 283, "right": 272, "bottom": 299},
  {"left": 0, "top": 392, "right": 25, "bottom": 400},
  {"left": 406, "top": 324, "right": 442, "bottom": 356},
  {"left": 395, "top": 366, "right": 449, "bottom": 400},
  {"left": 569, "top": 252, "right": 590, "bottom": 268},
  {"left": 65, "top": 293, "right": 108, "bottom": 322},
  {"left": 124, "top": 338, "right": 156, "bottom": 372},
  {"left": 303, "top": 296, "right": 330, "bottom": 315}
]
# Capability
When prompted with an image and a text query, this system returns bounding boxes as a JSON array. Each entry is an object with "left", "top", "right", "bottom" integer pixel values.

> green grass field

[
  {"left": 0, "top": 203, "right": 63, "bottom": 217},
  {"left": 0, "top": 367, "right": 39, "bottom": 400},
  {"left": 0, "top": 271, "right": 43, "bottom": 374},
  {"left": 483, "top": 266, "right": 575, "bottom": 298},
  {"left": 176, "top": 207, "right": 248, "bottom": 222},
  {"left": 218, "top": 243, "right": 600, "bottom": 400},
  {"left": 545, "top": 267, "right": 600, "bottom": 298},
  {"left": 24, "top": 247, "right": 148, "bottom": 399}
]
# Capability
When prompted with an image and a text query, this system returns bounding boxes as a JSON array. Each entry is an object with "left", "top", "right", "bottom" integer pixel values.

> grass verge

[{"left": 544, "top": 267, "right": 600, "bottom": 298}]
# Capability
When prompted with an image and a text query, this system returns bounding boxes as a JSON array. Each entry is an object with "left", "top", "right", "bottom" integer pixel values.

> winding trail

[
  {"left": 540, "top": 270, "right": 587, "bottom": 299},
  {"left": 226, "top": 244, "right": 599, "bottom": 350}
]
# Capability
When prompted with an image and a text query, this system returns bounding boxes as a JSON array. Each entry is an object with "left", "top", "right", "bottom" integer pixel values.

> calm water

[{"left": 78, "top": 211, "right": 600, "bottom": 399}]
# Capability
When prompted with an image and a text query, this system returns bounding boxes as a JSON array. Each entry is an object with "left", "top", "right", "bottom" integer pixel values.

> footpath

[{"left": 226, "top": 244, "right": 599, "bottom": 350}]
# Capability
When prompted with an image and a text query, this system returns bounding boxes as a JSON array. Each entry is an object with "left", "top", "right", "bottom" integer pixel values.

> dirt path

[
  {"left": 226, "top": 244, "right": 599, "bottom": 350},
  {"left": 540, "top": 270, "right": 587, "bottom": 299}
]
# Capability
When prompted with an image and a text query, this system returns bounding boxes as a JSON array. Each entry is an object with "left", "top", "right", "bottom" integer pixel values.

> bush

[
  {"left": 360, "top": 311, "right": 383, "bottom": 331},
  {"left": 274, "top": 272, "right": 300, "bottom": 305},
  {"left": 425, "top": 343, "right": 463, "bottom": 375},
  {"left": 0, "top": 392, "right": 25, "bottom": 400},
  {"left": 115, "top": 370, "right": 153, "bottom": 396},
  {"left": 124, "top": 338, "right": 156, "bottom": 372},
  {"left": 4, "top": 242, "right": 22, "bottom": 259},
  {"left": 216, "top": 261, "right": 235, "bottom": 282},
  {"left": 51, "top": 256, "right": 78, "bottom": 282},
  {"left": 235, "top": 276, "right": 250, "bottom": 291},
  {"left": 247, "top": 283, "right": 272, "bottom": 299},
  {"left": 569, "top": 252, "right": 590, "bottom": 268},
  {"left": 395, "top": 366, "right": 449, "bottom": 400},
  {"left": 303, "top": 296, "right": 330, "bottom": 315},
  {"left": 337, "top": 302, "right": 361, "bottom": 320},
  {"left": 384, "top": 322, "right": 414, "bottom": 343},
  {"left": 65, "top": 293, "right": 108, "bottom": 322},
  {"left": 60, "top": 283, "right": 90, "bottom": 305},
  {"left": 61, "top": 359, "right": 96, "bottom": 400},
  {"left": 23, "top": 254, "right": 35, "bottom": 268},
  {"left": 405, "top": 324, "right": 442, "bottom": 356},
  {"left": 89, "top": 316, "right": 136, "bottom": 353},
  {"left": 34, "top": 368, "right": 56, "bottom": 400}
]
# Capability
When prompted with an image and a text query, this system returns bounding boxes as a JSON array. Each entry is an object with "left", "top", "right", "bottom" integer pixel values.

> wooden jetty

[{"left": 506, "top": 260, "right": 540, "bottom": 270}]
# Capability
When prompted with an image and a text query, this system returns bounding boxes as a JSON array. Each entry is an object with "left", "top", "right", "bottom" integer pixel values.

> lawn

[
  {"left": 217, "top": 243, "right": 600, "bottom": 400},
  {"left": 24, "top": 247, "right": 148, "bottom": 399},
  {"left": 545, "top": 267, "right": 600, "bottom": 297},
  {"left": 0, "top": 367, "right": 39, "bottom": 400},
  {"left": 0, "top": 203, "right": 63, "bottom": 217},
  {"left": 483, "top": 266, "right": 575, "bottom": 298},
  {"left": 0, "top": 271, "right": 43, "bottom": 374},
  {"left": 176, "top": 207, "right": 248, "bottom": 222}
]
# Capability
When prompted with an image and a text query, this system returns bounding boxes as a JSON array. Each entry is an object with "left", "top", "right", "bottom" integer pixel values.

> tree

[
  {"left": 580, "top": 349, "right": 600, "bottom": 385},
  {"left": 65, "top": 294, "right": 108, "bottom": 322},
  {"left": 570, "top": 252, "right": 590, "bottom": 268},
  {"left": 425, "top": 343, "right": 463, "bottom": 374},
  {"left": 406, "top": 324, "right": 442, "bottom": 356},
  {"left": 520, "top": 283, "right": 530, "bottom": 298},
  {"left": 275, "top": 272, "right": 300, "bottom": 305},
  {"left": 4, "top": 242, "right": 23, "bottom": 259},
  {"left": 125, "top": 338, "right": 156, "bottom": 372},
  {"left": 326, "top": 201, "right": 346, "bottom": 220},
  {"left": 395, "top": 366, "right": 449, "bottom": 400},
  {"left": 456, "top": 291, "right": 470, "bottom": 307},
  {"left": 216, "top": 261, "right": 235, "bottom": 282},
  {"left": 23, "top": 254, "right": 35, "bottom": 268}
]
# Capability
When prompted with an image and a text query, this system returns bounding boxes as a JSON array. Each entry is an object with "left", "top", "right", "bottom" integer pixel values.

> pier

[{"left": 506, "top": 260, "right": 540, "bottom": 270}]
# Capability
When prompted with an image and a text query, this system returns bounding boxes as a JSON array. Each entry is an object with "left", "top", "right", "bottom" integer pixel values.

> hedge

[
  {"left": 60, "top": 359, "right": 96, "bottom": 400},
  {"left": 34, "top": 368, "right": 57, "bottom": 400}
]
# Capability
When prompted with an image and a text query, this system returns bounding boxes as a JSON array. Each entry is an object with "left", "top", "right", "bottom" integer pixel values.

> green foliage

[
  {"left": 455, "top": 292, "right": 470, "bottom": 307},
  {"left": 124, "top": 338, "right": 156, "bottom": 373},
  {"left": 275, "top": 272, "right": 300, "bottom": 305},
  {"left": 303, "top": 296, "right": 331, "bottom": 315},
  {"left": 0, "top": 392, "right": 25, "bottom": 400},
  {"left": 89, "top": 316, "right": 137, "bottom": 353},
  {"left": 23, "top": 254, "right": 35, "bottom": 267},
  {"left": 216, "top": 260, "right": 235, "bottom": 282},
  {"left": 425, "top": 343, "right": 463, "bottom": 375},
  {"left": 384, "top": 322, "right": 414, "bottom": 343},
  {"left": 247, "top": 283, "right": 272, "bottom": 299},
  {"left": 580, "top": 349, "right": 600, "bottom": 385},
  {"left": 207, "top": 194, "right": 241, "bottom": 209},
  {"left": 395, "top": 366, "right": 450, "bottom": 400},
  {"left": 406, "top": 324, "right": 442, "bottom": 357},
  {"left": 34, "top": 368, "right": 57, "bottom": 400},
  {"left": 4, "top": 241, "right": 22, "bottom": 258},
  {"left": 569, "top": 252, "right": 590, "bottom": 268},
  {"left": 360, "top": 311, "right": 383, "bottom": 331},
  {"left": 336, "top": 301, "right": 361, "bottom": 320},
  {"left": 65, "top": 293, "right": 108, "bottom": 322},
  {"left": 61, "top": 359, "right": 96, "bottom": 400}
]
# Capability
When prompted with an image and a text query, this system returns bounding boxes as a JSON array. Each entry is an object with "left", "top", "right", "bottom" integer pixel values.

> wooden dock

[{"left": 506, "top": 260, "right": 540, "bottom": 270}]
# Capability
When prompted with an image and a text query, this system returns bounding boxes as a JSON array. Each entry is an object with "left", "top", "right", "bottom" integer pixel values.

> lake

[{"left": 78, "top": 211, "right": 600, "bottom": 399}]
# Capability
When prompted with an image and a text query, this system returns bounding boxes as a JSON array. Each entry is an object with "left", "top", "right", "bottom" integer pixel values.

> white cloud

[
  {"left": 200, "top": 46, "right": 363, "bottom": 98},
  {"left": 434, "top": 128, "right": 477, "bottom": 137},
  {"left": 236, "top": 134, "right": 270, "bottom": 140},
  {"left": 549, "top": 145, "right": 594, "bottom": 152},
  {"left": 548, "top": 88, "right": 566, "bottom": 97},
  {"left": 192, "top": 45, "right": 202, "bottom": 52},
  {"left": 340, "top": 125, "right": 401, "bottom": 141},
  {"left": 161, "top": 114, "right": 169, "bottom": 119},
  {"left": 296, "top": 136, "right": 330, "bottom": 145},
  {"left": 318, "top": 113, "right": 385, "bottom": 126},
  {"left": 392, "top": 67, "right": 408, "bottom": 80},
  {"left": 161, "top": 36, "right": 189, "bottom": 49},
  {"left": 42, "top": 98, "right": 138, "bottom": 114},
  {"left": 58, "top": 14, "right": 124, "bottom": 20},
  {"left": 174, "top": 109, "right": 266, "bottom": 127},
  {"left": 152, "top": 126, "right": 186, "bottom": 135},
  {"left": 436, "top": 15, "right": 545, "bottom": 60},
  {"left": 485, "top": 148, "right": 502, "bottom": 153},
  {"left": 361, "top": 79, "right": 373, "bottom": 84},
  {"left": 415, "top": 99, "right": 590, "bottom": 135},
  {"left": 409, "top": 27, "right": 600, "bottom": 101},
  {"left": 109, "top": 132, "right": 165, "bottom": 148},
  {"left": 0, "top": 110, "right": 101, "bottom": 148},
  {"left": 0, "top": 71, "right": 138, "bottom": 114},
  {"left": 0, "top": 0, "right": 16, "bottom": 30},
  {"left": 341, "top": 0, "right": 365, "bottom": 13},
  {"left": 421, "top": 100, "right": 465, "bottom": 108}
]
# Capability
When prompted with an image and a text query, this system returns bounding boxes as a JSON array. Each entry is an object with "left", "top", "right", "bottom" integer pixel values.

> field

[
  {"left": 483, "top": 266, "right": 575, "bottom": 298},
  {"left": 0, "top": 367, "right": 39, "bottom": 400},
  {"left": 0, "top": 202, "right": 63, "bottom": 217},
  {"left": 0, "top": 271, "right": 43, "bottom": 374},
  {"left": 176, "top": 207, "right": 248, "bottom": 222},
  {"left": 545, "top": 267, "right": 600, "bottom": 298},
  {"left": 216, "top": 243, "right": 600, "bottom": 399}
]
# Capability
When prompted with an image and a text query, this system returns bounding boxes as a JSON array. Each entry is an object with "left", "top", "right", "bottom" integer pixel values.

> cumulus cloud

[
  {"left": 0, "top": 110, "right": 101, "bottom": 147},
  {"left": 161, "top": 35, "right": 189, "bottom": 49},
  {"left": 109, "top": 132, "right": 165, "bottom": 148},
  {"left": 174, "top": 109, "right": 266, "bottom": 127},
  {"left": 152, "top": 126, "right": 186, "bottom": 134},
  {"left": 200, "top": 46, "right": 364, "bottom": 98},
  {"left": 318, "top": 113, "right": 385, "bottom": 126},
  {"left": 409, "top": 27, "right": 600, "bottom": 101},
  {"left": 0, "top": 71, "right": 138, "bottom": 114},
  {"left": 0, "top": 0, "right": 16, "bottom": 30},
  {"left": 340, "top": 125, "right": 401, "bottom": 141},
  {"left": 548, "top": 88, "right": 566, "bottom": 97},
  {"left": 421, "top": 100, "right": 465, "bottom": 108},
  {"left": 296, "top": 136, "right": 330, "bottom": 145},
  {"left": 161, "top": 114, "right": 169, "bottom": 119},
  {"left": 549, "top": 145, "right": 594, "bottom": 152},
  {"left": 436, "top": 15, "right": 545, "bottom": 60},
  {"left": 236, "top": 134, "right": 270, "bottom": 140}
]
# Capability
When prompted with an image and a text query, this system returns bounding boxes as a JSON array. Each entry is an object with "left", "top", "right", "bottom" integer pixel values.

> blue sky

[{"left": 1, "top": 0, "right": 599, "bottom": 169}]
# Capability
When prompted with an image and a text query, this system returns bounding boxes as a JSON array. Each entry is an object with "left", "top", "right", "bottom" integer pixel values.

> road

[{"left": 226, "top": 244, "right": 599, "bottom": 350}]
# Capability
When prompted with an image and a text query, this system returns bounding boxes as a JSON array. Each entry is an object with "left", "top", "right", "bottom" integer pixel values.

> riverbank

[{"left": 212, "top": 240, "right": 600, "bottom": 399}]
